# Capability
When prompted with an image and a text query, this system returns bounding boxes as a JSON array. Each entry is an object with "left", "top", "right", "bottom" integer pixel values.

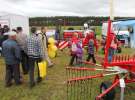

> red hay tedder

[{"left": 66, "top": 19, "right": 135, "bottom": 100}]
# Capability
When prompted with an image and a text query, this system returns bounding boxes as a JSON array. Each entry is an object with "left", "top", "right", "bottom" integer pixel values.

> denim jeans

[
  {"left": 108, "top": 48, "right": 115, "bottom": 62},
  {"left": 28, "top": 57, "right": 41, "bottom": 86},
  {"left": 5, "top": 64, "right": 21, "bottom": 85}
]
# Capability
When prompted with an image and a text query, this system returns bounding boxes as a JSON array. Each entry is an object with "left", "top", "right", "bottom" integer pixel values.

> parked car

[{"left": 116, "top": 34, "right": 129, "bottom": 47}]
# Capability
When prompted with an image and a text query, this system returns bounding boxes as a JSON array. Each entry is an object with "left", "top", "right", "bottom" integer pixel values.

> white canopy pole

[{"left": 110, "top": 0, "right": 114, "bottom": 20}]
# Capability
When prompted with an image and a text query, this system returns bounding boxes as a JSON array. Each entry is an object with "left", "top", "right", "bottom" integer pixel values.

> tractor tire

[{"left": 100, "top": 81, "right": 116, "bottom": 100}]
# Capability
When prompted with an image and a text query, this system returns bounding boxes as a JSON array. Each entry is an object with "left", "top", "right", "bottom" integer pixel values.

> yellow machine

[{"left": 48, "top": 37, "right": 58, "bottom": 58}]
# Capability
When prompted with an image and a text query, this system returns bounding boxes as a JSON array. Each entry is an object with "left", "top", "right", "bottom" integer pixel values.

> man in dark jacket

[
  {"left": 16, "top": 27, "right": 28, "bottom": 74},
  {"left": 2, "top": 31, "right": 22, "bottom": 87}
]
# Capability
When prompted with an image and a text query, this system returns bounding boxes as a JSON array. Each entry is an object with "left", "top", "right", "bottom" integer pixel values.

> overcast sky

[{"left": 0, "top": 0, "right": 135, "bottom": 17}]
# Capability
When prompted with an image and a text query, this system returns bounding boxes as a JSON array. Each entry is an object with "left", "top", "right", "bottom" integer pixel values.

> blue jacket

[
  {"left": 2, "top": 39, "right": 21, "bottom": 65},
  {"left": 88, "top": 40, "right": 94, "bottom": 54}
]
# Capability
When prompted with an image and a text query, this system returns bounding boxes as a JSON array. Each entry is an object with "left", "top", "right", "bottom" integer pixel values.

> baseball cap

[{"left": 8, "top": 31, "right": 17, "bottom": 36}]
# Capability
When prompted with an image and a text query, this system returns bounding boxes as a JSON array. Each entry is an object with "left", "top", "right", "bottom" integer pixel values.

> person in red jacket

[
  {"left": 83, "top": 31, "right": 98, "bottom": 51},
  {"left": 69, "top": 32, "right": 79, "bottom": 66}
]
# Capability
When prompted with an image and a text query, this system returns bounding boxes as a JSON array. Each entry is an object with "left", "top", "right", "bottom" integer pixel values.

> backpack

[{"left": 71, "top": 42, "right": 77, "bottom": 52}]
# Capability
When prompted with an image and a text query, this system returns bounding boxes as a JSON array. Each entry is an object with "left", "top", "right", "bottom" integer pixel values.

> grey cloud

[
  {"left": 1, "top": 0, "right": 135, "bottom": 17},
  {"left": 5, "top": 0, "right": 24, "bottom": 2}
]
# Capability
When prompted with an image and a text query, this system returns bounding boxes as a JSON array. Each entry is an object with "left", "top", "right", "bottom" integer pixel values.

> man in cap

[{"left": 2, "top": 31, "right": 22, "bottom": 87}]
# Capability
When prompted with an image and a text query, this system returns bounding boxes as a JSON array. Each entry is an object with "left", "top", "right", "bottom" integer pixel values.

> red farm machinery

[{"left": 66, "top": 19, "right": 135, "bottom": 100}]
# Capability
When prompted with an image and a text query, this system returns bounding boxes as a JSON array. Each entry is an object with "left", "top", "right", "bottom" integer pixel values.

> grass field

[
  {"left": 1, "top": 26, "right": 135, "bottom": 100},
  {"left": 0, "top": 50, "right": 68, "bottom": 100},
  {"left": 0, "top": 47, "right": 135, "bottom": 100}
]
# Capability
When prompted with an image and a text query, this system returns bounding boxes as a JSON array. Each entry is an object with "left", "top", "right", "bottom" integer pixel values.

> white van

[
  {"left": 102, "top": 21, "right": 129, "bottom": 36},
  {"left": 102, "top": 21, "right": 129, "bottom": 46}
]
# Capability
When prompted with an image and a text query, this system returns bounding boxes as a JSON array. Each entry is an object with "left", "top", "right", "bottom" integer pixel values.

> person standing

[
  {"left": 38, "top": 27, "right": 54, "bottom": 67},
  {"left": 69, "top": 33, "right": 79, "bottom": 66},
  {"left": 86, "top": 33, "right": 98, "bottom": 64},
  {"left": 16, "top": 27, "right": 28, "bottom": 74},
  {"left": 86, "top": 39, "right": 97, "bottom": 64},
  {"left": 76, "top": 41, "right": 83, "bottom": 66},
  {"left": 2, "top": 26, "right": 10, "bottom": 43},
  {"left": 26, "top": 27, "right": 43, "bottom": 88},
  {"left": 2, "top": 31, "right": 22, "bottom": 87},
  {"left": 108, "top": 33, "right": 117, "bottom": 62},
  {"left": 55, "top": 26, "right": 60, "bottom": 41}
]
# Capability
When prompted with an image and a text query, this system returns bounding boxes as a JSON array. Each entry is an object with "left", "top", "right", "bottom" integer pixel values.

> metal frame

[{"left": 66, "top": 18, "right": 135, "bottom": 100}]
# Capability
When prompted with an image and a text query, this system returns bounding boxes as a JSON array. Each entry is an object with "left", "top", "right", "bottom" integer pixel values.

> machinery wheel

[{"left": 100, "top": 81, "right": 116, "bottom": 100}]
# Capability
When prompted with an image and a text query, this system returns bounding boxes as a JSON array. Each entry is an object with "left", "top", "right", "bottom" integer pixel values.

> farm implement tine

[
  {"left": 87, "top": 72, "right": 91, "bottom": 100},
  {"left": 89, "top": 78, "right": 93, "bottom": 100},
  {"left": 68, "top": 74, "right": 103, "bottom": 83},
  {"left": 82, "top": 61, "right": 103, "bottom": 67},
  {"left": 66, "top": 67, "right": 119, "bottom": 74},
  {"left": 66, "top": 68, "right": 68, "bottom": 100}
]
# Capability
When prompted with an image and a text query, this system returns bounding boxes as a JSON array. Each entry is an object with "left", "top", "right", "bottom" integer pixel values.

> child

[
  {"left": 76, "top": 41, "right": 83, "bottom": 66},
  {"left": 69, "top": 33, "right": 78, "bottom": 66},
  {"left": 86, "top": 39, "right": 96, "bottom": 64}
]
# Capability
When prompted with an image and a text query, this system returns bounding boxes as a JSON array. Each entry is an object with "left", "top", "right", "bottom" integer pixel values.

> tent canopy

[
  {"left": 116, "top": 20, "right": 135, "bottom": 27},
  {"left": 0, "top": 12, "right": 29, "bottom": 34}
]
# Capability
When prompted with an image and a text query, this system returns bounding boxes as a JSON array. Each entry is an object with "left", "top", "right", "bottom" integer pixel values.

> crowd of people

[
  {"left": 68, "top": 29, "right": 119, "bottom": 66},
  {"left": 0, "top": 23, "right": 119, "bottom": 89},
  {"left": 1, "top": 25, "right": 53, "bottom": 88},
  {"left": 0, "top": 24, "right": 10, "bottom": 51}
]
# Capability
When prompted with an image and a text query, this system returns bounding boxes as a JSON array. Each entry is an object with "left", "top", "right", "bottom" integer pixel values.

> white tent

[{"left": 0, "top": 12, "right": 29, "bottom": 35}]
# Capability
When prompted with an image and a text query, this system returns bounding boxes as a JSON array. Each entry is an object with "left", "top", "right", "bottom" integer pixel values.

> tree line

[{"left": 29, "top": 16, "right": 134, "bottom": 26}]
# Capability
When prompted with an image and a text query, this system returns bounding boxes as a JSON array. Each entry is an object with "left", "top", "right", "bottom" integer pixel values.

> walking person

[
  {"left": 69, "top": 33, "right": 79, "bottom": 66},
  {"left": 86, "top": 32, "right": 98, "bottom": 64},
  {"left": 76, "top": 41, "right": 83, "bottom": 66},
  {"left": 86, "top": 39, "right": 97, "bottom": 64},
  {"left": 38, "top": 27, "right": 54, "bottom": 67},
  {"left": 16, "top": 27, "right": 28, "bottom": 74},
  {"left": 26, "top": 27, "right": 43, "bottom": 88},
  {"left": 2, "top": 31, "right": 22, "bottom": 87}
]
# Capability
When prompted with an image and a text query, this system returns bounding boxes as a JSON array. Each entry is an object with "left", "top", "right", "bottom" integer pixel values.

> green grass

[
  {"left": 0, "top": 47, "right": 135, "bottom": 100},
  {"left": 0, "top": 50, "right": 68, "bottom": 100},
  {"left": 0, "top": 24, "right": 135, "bottom": 100}
]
